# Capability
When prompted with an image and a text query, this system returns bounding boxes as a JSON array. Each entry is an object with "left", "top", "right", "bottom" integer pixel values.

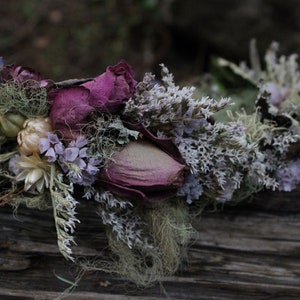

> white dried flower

[
  {"left": 14, "top": 153, "right": 51, "bottom": 193},
  {"left": 17, "top": 117, "right": 52, "bottom": 155}
]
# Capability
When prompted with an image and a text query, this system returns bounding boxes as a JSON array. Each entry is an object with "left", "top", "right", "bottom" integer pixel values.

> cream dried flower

[
  {"left": 15, "top": 153, "right": 51, "bottom": 193},
  {"left": 18, "top": 117, "right": 52, "bottom": 155}
]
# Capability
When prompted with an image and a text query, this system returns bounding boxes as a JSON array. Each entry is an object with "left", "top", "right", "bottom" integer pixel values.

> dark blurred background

[{"left": 1, "top": 0, "right": 300, "bottom": 82}]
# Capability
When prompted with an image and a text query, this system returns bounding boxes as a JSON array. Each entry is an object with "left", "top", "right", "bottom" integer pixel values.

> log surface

[{"left": 1, "top": 188, "right": 300, "bottom": 300}]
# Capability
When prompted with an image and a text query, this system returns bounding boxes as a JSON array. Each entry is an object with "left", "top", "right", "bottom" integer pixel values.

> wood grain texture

[{"left": 1, "top": 188, "right": 300, "bottom": 300}]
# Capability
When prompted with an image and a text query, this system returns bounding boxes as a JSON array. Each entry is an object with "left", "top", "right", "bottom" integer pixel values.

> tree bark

[{"left": 1, "top": 188, "right": 300, "bottom": 300}]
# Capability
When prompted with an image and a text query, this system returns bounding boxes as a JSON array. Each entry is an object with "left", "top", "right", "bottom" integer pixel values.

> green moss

[
  {"left": 80, "top": 200, "right": 193, "bottom": 287},
  {"left": 0, "top": 81, "right": 49, "bottom": 117}
]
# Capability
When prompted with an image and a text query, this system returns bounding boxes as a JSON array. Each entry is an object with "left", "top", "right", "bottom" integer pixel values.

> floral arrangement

[{"left": 1, "top": 41, "right": 300, "bottom": 287}]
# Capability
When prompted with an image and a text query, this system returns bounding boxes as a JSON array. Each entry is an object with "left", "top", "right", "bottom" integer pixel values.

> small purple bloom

[
  {"left": 79, "top": 147, "right": 87, "bottom": 158},
  {"left": 54, "top": 142, "right": 65, "bottom": 155},
  {"left": 44, "top": 147, "right": 57, "bottom": 162},
  {"left": 73, "top": 157, "right": 86, "bottom": 169},
  {"left": 64, "top": 152, "right": 100, "bottom": 186},
  {"left": 40, "top": 133, "right": 101, "bottom": 186},
  {"left": 39, "top": 138, "right": 50, "bottom": 154},
  {"left": 69, "top": 136, "right": 88, "bottom": 148},
  {"left": 86, "top": 159, "right": 100, "bottom": 175},
  {"left": 47, "top": 132, "right": 61, "bottom": 144},
  {"left": 39, "top": 132, "right": 65, "bottom": 162},
  {"left": 64, "top": 147, "right": 80, "bottom": 162}
]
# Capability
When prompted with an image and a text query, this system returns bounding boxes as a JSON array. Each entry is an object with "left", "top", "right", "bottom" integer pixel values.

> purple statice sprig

[
  {"left": 275, "top": 159, "right": 300, "bottom": 192},
  {"left": 40, "top": 133, "right": 101, "bottom": 186}
]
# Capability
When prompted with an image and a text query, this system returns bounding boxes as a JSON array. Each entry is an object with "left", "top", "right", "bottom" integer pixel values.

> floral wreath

[{"left": 1, "top": 41, "right": 299, "bottom": 287}]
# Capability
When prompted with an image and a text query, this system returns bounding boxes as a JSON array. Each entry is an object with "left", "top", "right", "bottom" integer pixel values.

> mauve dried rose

[
  {"left": 1, "top": 64, "right": 51, "bottom": 88},
  {"left": 82, "top": 60, "right": 137, "bottom": 113},
  {"left": 49, "top": 86, "right": 94, "bottom": 140},
  {"left": 49, "top": 61, "right": 136, "bottom": 139}
]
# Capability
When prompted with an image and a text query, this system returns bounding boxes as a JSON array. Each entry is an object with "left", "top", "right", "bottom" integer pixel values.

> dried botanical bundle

[{"left": 1, "top": 43, "right": 300, "bottom": 287}]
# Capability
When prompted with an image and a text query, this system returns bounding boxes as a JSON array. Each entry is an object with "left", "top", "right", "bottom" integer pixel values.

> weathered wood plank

[{"left": 1, "top": 189, "right": 300, "bottom": 299}]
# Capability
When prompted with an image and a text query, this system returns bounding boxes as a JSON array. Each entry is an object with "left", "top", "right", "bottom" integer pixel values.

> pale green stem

[{"left": 0, "top": 151, "right": 18, "bottom": 163}]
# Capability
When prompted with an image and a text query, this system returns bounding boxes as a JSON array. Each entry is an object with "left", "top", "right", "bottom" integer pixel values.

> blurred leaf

[
  {"left": 22, "top": 0, "right": 38, "bottom": 20},
  {"left": 210, "top": 56, "right": 256, "bottom": 91}
]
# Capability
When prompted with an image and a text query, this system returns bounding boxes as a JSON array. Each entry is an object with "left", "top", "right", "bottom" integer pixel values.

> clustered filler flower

[{"left": 1, "top": 43, "right": 300, "bottom": 287}]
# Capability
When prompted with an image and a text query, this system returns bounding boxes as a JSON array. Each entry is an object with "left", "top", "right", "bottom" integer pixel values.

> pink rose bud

[{"left": 100, "top": 139, "right": 186, "bottom": 202}]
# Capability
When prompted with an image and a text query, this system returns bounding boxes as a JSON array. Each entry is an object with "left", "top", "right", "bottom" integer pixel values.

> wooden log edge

[{"left": 1, "top": 188, "right": 300, "bottom": 299}]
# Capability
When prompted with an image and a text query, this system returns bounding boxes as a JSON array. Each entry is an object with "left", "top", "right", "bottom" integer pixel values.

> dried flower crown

[{"left": 1, "top": 42, "right": 299, "bottom": 287}]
